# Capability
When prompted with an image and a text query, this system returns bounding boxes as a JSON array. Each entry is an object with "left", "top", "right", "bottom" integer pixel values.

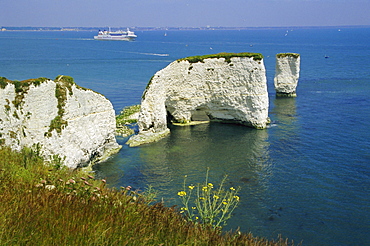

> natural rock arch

[{"left": 127, "top": 53, "right": 270, "bottom": 147}]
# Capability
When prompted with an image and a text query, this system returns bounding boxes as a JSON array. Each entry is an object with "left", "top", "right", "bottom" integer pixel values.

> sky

[{"left": 1, "top": 0, "right": 370, "bottom": 27}]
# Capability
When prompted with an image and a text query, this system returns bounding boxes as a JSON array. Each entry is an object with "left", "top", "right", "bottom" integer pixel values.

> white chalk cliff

[
  {"left": 274, "top": 53, "right": 300, "bottom": 97},
  {"left": 127, "top": 53, "right": 269, "bottom": 147},
  {"left": 0, "top": 76, "right": 121, "bottom": 168}
]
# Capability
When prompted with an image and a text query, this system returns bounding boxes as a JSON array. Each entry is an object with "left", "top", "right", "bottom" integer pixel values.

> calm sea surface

[{"left": 1, "top": 27, "right": 369, "bottom": 245}]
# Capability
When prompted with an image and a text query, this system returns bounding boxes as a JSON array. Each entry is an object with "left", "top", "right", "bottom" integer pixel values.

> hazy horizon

[
  {"left": 1, "top": 0, "right": 369, "bottom": 28},
  {"left": 2, "top": 25, "right": 369, "bottom": 29}
]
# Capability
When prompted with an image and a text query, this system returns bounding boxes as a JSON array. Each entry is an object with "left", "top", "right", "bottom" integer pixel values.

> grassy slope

[{"left": 0, "top": 146, "right": 296, "bottom": 245}]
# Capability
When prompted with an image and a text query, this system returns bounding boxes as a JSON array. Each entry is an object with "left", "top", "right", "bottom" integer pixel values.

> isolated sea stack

[
  {"left": 274, "top": 53, "right": 300, "bottom": 97},
  {"left": 127, "top": 52, "right": 270, "bottom": 147},
  {"left": 0, "top": 76, "right": 121, "bottom": 168}
]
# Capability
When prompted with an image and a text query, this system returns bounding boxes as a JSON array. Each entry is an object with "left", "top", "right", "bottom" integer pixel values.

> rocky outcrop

[
  {"left": 274, "top": 53, "right": 300, "bottom": 97},
  {"left": 127, "top": 53, "right": 269, "bottom": 147},
  {"left": 0, "top": 76, "right": 121, "bottom": 168},
  {"left": 116, "top": 105, "right": 141, "bottom": 137}
]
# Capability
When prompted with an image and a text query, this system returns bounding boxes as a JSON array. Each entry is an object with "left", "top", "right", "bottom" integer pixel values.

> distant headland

[{"left": 1, "top": 25, "right": 369, "bottom": 32}]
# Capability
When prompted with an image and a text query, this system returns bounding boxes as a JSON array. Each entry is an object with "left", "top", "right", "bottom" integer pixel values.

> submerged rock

[
  {"left": 127, "top": 53, "right": 269, "bottom": 147},
  {"left": 115, "top": 105, "right": 140, "bottom": 137},
  {"left": 0, "top": 76, "right": 121, "bottom": 168},
  {"left": 274, "top": 53, "right": 300, "bottom": 97}
]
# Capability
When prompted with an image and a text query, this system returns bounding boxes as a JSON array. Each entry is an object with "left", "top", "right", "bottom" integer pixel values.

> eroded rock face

[
  {"left": 274, "top": 53, "right": 300, "bottom": 97},
  {"left": 0, "top": 76, "right": 121, "bottom": 168},
  {"left": 127, "top": 53, "right": 269, "bottom": 147}
]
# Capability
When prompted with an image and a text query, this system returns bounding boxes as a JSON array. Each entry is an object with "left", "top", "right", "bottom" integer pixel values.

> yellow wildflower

[
  {"left": 188, "top": 185, "right": 195, "bottom": 190},
  {"left": 208, "top": 183, "right": 213, "bottom": 187},
  {"left": 202, "top": 186, "right": 208, "bottom": 191},
  {"left": 230, "top": 187, "right": 236, "bottom": 191},
  {"left": 213, "top": 195, "right": 219, "bottom": 199},
  {"left": 178, "top": 191, "right": 187, "bottom": 197},
  {"left": 233, "top": 195, "right": 240, "bottom": 201}
]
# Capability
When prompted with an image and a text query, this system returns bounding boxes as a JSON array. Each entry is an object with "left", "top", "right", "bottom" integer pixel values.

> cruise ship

[{"left": 94, "top": 28, "right": 137, "bottom": 41}]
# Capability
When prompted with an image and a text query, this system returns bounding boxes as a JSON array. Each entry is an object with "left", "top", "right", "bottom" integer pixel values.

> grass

[
  {"left": 44, "top": 75, "right": 75, "bottom": 137},
  {"left": 276, "top": 53, "right": 300, "bottom": 59},
  {"left": 142, "top": 75, "right": 155, "bottom": 100},
  {"left": 0, "top": 77, "right": 10, "bottom": 89},
  {"left": 116, "top": 105, "right": 141, "bottom": 136},
  {"left": 0, "top": 146, "right": 298, "bottom": 246},
  {"left": 177, "top": 52, "right": 264, "bottom": 64},
  {"left": 0, "top": 77, "right": 50, "bottom": 109},
  {"left": 116, "top": 105, "right": 141, "bottom": 125},
  {"left": 21, "top": 77, "right": 49, "bottom": 87},
  {"left": 0, "top": 76, "right": 70, "bottom": 137}
]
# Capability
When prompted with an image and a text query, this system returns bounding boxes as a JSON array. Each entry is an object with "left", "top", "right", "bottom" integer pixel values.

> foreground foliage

[
  {"left": 178, "top": 170, "right": 241, "bottom": 229},
  {"left": 0, "top": 146, "right": 297, "bottom": 245}
]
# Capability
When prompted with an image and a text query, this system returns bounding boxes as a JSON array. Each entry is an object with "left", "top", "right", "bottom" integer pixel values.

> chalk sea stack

[
  {"left": 127, "top": 53, "right": 270, "bottom": 147},
  {"left": 0, "top": 76, "right": 121, "bottom": 168},
  {"left": 274, "top": 53, "right": 300, "bottom": 97}
]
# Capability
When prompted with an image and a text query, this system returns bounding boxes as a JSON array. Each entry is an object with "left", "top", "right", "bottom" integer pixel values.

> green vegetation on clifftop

[
  {"left": 177, "top": 52, "right": 264, "bottom": 63},
  {"left": 142, "top": 52, "right": 263, "bottom": 100},
  {"left": 0, "top": 77, "right": 50, "bottom": 109},
  {"left": 0, "top": 77, "right": 11, "bottom": 89},
  {"left": 1, "top": 75, "right": 103, "bottom": 138},
  {"left": 45, "top": 75, "right": 75, "bottom": 137},
  {"left": 276, "top": 53, "right": 300, "bottom": 59}
]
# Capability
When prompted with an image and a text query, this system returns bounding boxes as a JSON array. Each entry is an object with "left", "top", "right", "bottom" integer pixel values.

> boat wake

[{"left": 139, "top": 52, "right": 169, "bottom": 57}]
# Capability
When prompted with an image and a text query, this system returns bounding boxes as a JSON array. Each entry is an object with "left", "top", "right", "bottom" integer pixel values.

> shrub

[
  {"left": 45, "top": 77, "right": 73, "bottom": 137},
  {"left": 178, "top": 169, "right": 241, "bottom": 229},
  {"left": 0, "top": 77, "right": 9, "bottom": 89}
]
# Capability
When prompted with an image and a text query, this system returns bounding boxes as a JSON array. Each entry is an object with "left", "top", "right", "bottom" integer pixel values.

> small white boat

[{"left": 94, "top": 28, "right": 137, "bottom": 41}]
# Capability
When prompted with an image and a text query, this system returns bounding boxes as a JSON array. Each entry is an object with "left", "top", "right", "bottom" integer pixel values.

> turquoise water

[{"left": 1, "top": 28, "right": 370, "bottom": 245}]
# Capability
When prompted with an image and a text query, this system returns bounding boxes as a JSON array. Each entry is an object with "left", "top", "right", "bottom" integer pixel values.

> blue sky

[{"left": 1, "top": 0, "right": 369, "bottom": 27}]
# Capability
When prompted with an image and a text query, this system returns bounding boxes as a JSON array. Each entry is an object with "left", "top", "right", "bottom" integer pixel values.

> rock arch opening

[{"left": 190, "top": 107, "right": 210, "bottom": 122}]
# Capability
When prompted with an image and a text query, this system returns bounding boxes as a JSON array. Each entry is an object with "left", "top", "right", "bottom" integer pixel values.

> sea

[{"left": 1, "top": 27, "right": 369, "bottom": 245}]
